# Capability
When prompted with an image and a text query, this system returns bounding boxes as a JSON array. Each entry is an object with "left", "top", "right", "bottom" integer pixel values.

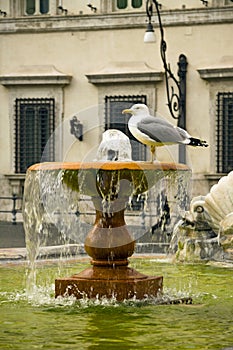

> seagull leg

[{"left": 150, "top": 145, "right": 156, "bottom": 163}]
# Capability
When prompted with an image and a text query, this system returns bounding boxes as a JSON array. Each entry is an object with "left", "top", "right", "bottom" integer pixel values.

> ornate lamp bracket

[{"left": 145, "top": 0, "right": 188, "bottom": 128}]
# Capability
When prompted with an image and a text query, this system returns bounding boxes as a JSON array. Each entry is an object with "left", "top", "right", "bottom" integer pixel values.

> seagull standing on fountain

[{"left": 122, "top": 104, "right": 208, "bottom": 162}]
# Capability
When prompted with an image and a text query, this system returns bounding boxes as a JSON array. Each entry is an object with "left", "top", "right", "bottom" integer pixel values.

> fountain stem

[
  {"left": 85, "top": 207, "right": 135, "bottom": 267},
  {"left": 55, "top": 191, "right": 163, "bottom": 300}
]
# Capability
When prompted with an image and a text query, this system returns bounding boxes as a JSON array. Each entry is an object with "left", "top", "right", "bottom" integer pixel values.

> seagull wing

[
  {"left": 137, "top": 116, "right": 187, "bottom": 144},
  {"left": 175, "top": 126, "right": 191, "bottom": 139}
]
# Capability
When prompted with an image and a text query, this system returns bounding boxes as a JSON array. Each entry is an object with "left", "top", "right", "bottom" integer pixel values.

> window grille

[
  {"left": 105, "top": 95, "right": 147, "bottom": 161},
  {"left": 15, "top": 98, "right": 55, "bottom": 173},
  {"left": 216, "top": 92, "right": 233, "bottom": 173}
]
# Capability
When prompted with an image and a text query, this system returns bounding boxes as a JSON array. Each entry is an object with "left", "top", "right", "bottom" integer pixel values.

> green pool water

[{"left": 0, "top": 257, "right": 233, "bottom": 350}]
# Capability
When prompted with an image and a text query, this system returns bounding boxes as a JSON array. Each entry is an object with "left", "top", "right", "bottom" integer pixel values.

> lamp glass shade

[{"left": 144, "top": 30, "right": 156, "bottom": 43}]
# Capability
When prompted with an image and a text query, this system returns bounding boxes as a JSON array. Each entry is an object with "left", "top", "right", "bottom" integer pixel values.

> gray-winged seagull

[{"left": 122, "top": 104, "right": 208, "bottom": 162}]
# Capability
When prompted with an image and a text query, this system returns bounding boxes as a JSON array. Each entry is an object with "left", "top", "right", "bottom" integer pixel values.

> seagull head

[{"left": 122, "top": 104, "right": 150, "bottom": 116}]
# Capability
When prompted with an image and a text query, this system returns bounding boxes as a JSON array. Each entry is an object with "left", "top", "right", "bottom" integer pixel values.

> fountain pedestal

[
  {"left": 55, "top": 266, "right": 163, "bottom": 301},
  {"left": 55, "top": 205, "right": 163, "bottom": 301}
]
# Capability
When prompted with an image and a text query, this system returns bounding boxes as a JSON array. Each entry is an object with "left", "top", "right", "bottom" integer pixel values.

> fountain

[
  {"left": 3, "top": 129, "right": 233, "bottom": 349},
  {"left": 169, "top": 171, "right": 233, "bottom": 263},
  {"left": 23, "top": 130, "right": 191, "bottom": 301}
]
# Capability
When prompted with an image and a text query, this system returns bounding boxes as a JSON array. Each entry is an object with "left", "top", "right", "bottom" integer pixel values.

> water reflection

[{"left": 0, "top": 260, "right": 233, "bottom": 350}]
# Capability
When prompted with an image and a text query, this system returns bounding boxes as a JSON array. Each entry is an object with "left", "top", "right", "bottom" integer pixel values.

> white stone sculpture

[
  {"left": 96, "top": 129, "right": 132, "bottom": 161},
  {"left": 204, "top": 171, "right": 233, "bottom": 257}
]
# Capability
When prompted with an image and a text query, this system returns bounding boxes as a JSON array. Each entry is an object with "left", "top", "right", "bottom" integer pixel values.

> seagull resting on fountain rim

[{"left": 122, "top": 104, "right": 208, "bottom": 163}]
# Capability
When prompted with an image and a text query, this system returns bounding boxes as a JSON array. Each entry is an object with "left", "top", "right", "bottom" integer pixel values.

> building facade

[{"left": 0, "top": 0, "right": 233, "bottom": 220}]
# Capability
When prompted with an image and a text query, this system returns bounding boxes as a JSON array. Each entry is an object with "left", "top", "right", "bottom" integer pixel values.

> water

[
  {"left": 1, "top": 258, "right": 233, "bottom": 349},
  {"left": 23, "top": 163, "right": 191, "bottom": 265}
]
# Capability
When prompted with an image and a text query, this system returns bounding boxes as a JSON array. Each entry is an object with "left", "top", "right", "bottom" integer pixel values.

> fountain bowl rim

[{"left": 28, "top": 161, "right": 190, "bottom": 172}]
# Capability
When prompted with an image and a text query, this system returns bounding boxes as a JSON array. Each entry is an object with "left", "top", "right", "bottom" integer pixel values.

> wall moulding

[
  {"left": 0, "top": 7, "right": 232, "bottom": 34},
  {"left": 198, "top": 67, "right": 233, "bottom": 80},
  {"left": 86, "top": 61, "right": 163, "bottom": 84},
  {"left": 0, "top": 65, "right": 72, "bottom": 86}
]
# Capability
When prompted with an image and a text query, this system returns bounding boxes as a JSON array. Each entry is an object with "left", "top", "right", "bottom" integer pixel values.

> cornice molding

[
  {"left": 86, "top": 72, "right": 163, "bottom": 84},
  {"left": 0, "top": 65, "right": 72, "bottom": 86},
  {"left": 198, "top": 67, "right": 233, "bottom": 80},
  {"left": 0, "top": 7, "right": 232, "bottom": 34},
  {"left": 86, "top": 61, "right": 163, "bottom": 84}
]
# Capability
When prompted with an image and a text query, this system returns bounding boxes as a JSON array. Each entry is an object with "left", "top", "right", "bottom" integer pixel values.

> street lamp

[{"left": 144, "top": 0, "right": 188, "bottom": 163}]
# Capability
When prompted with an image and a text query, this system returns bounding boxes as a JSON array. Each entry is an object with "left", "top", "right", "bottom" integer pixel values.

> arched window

[
  {"left": 25, "top": 0, "right": 49, "bottom": 15},
  {"left": 132, "top": 0, "right": 142, "bottom": 8},
  {"left": 116, "top": 0, "right": 142, "bottom": 10},
  {"left": 40, "top": 0, "right": 49, "bottom": 14},
  {"left": 26, "top": 0, "right": 35, "bottom": 15},
  {"left": 117, "top": 0, "right": 127, "bottom": 9}
]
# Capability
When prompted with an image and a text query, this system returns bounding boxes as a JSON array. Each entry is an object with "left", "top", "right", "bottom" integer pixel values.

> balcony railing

[{"left": 0, "top": 195, "right": 22, "bottom": 224}]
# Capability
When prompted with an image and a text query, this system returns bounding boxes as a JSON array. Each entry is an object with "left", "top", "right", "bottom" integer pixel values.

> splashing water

[{"left": 22, "top": 161, "right": 191, "bottom": 295}]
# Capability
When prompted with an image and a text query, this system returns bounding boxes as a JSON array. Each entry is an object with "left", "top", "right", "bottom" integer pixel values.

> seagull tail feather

[{"left": 189, "top": 137, "right": 208, "bottom": 147}]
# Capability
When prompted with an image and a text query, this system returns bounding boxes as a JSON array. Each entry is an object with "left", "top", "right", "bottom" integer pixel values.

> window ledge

[
  {"left": 204, "top": 173, "right": 227, "bottom": 180},
  {"left": 204, "top": 173, "right": 227, "bottom": 189},
  {"left": 197, "top": 67, "right": 233, "bottom": 80},
  {"left": 0, "top": 65, "right": 72, "bottom": 86},
  {"left": 86, "top": 61, "right": 163, "bottom": 84},
  {"left": 5, "top": 174, "right": 26, "bottom": 195}
]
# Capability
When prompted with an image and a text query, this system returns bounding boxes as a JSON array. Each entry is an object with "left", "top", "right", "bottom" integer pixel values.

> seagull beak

[{"left": 122, "top": 109, "right": 133, "bottom": 115}]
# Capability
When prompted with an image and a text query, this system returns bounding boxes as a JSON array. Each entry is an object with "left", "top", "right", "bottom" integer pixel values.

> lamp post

[{"left": 144, "top": 0, "right": 188, "bottom": 164}]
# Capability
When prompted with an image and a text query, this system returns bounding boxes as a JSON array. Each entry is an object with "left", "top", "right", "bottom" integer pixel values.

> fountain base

[{"left": 55, "top": 265, "right": 163, "bottom": 301}]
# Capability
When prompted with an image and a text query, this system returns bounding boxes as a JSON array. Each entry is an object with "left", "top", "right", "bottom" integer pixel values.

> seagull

[{"left": 122, "top": 104, "right": 208, "bottom": 162}]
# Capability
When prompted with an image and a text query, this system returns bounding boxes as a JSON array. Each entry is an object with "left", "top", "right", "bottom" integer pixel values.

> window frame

[
  {"left": 104, "top": 95, "right": 147, "bottom": 161},
  {"left": 25, "top": 0, "right": 50, "bottom": 15},
  {"left": 116, "top": 0, "right": 143, "bottom": 11},
  {"left": 14, "top": 97, "right": 55, "bottom": 173},
  {"left": 216, "top": 92, "right": 233, "bottom": 173}
]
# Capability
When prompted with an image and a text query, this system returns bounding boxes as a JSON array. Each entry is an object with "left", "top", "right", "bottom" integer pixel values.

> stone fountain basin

[{"left": 29, "top": 161, "right": 189, "bottom": 198}]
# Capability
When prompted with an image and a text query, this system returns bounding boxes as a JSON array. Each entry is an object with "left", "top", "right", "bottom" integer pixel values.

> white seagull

[{"left": 122, "top": 104, "right": 208, "bottom": 162}]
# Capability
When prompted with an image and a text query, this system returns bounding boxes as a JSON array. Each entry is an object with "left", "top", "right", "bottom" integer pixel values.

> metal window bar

[
  {"left": 0, "top": 195, "right": 22, "bottom": 224},
  {"left": 15, "top": 98, "right": 55, "bottom": 173},
  {"left": 216, "top": 92, "right": 233, "bottom": 173},
  {"left": 105, "top": 95, "right": 147, "bottom": 161}
]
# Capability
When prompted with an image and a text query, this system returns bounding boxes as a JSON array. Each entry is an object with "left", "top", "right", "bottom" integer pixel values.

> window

[
  {"left": 105, "top": 95, "right": 147, "bottom": 161},
  {"left": 116, "top": 0, "right": 142, "bottom": 9},
  {"left": 132, "top": 0, "right": 142, "bottom": 8},
  {"left": 25, "top": 0, "right": 49, "bottom": 15},
  {"left": 216, "top": 92, "right": 233, "bottom": 173},
  {"left": 15, "top": 98, "right": 55, "bottom": 173},
  {"left": 117, "top": 0, "right": 127, "bottom": 9},
  {"left": 40, "top": 0, "right": 49, "bottom": 14},
  {"left": 26, "top": 0, "right": 35, "bottom": 14}
]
